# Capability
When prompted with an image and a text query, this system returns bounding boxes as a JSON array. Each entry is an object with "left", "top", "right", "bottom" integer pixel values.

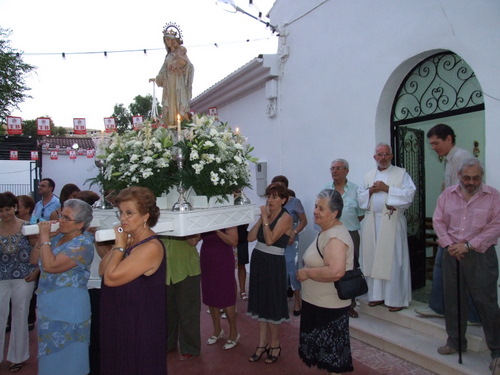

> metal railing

[{"left": 0, "top": 184, "right": 32, "bottom": 196}]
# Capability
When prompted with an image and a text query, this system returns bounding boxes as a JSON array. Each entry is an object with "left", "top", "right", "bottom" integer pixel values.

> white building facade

[{"left": 191, "top": 0, "right": 500, "bottom": 298}]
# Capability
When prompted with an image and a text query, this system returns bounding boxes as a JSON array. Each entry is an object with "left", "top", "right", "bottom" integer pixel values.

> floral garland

[{"left": 90, "top": 115, "right": 256, "bottom": 200}]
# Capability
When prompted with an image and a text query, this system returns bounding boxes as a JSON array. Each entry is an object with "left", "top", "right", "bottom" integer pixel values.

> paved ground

[{"left": 1, "top": 293, "right": 437, "bottom": 375}]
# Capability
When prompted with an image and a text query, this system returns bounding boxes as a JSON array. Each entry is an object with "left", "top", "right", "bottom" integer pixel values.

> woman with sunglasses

[
  {"left": 31, "top": 199, "right": 94, "bottom": 375},
  {"left": 99, "top": 186, "right": 166, "bottom": 375}
]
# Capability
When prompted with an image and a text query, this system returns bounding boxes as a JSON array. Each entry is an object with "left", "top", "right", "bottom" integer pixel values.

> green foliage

[
  {"left": 111, "top": 94, "right": 162, "bottom": 135},
  {"left": 0, "top": 27, "right": 36, "bottom": 122},
  {"left": 111, "top": 103, "right": 132, "bottom": 134}
]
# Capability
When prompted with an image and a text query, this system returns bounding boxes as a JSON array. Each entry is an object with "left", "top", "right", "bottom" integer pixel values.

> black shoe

[
  {"left": 293, "top": 310, "right": 301, "bottom": 316},
  {"left": 249, "top": 346, "right": 269, "bottom": 362},
  {"left": 265, "top": 346, "right": 281, "bottom": 364}
]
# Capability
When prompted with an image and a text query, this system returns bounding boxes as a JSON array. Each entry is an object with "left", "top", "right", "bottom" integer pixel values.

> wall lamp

[{"left": 216, "top": 0, "right": 278, "bottom": 34}]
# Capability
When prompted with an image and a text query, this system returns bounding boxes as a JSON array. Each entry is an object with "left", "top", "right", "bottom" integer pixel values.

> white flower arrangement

[
  {"left": 95, "top": 122, "right": 177, "bottom": 197},
  {"left": 90, "top": 115, "right": 257, "bottom": 201},
  {"left": 178, "top": 115, "right": 257, "bottom": 199}
]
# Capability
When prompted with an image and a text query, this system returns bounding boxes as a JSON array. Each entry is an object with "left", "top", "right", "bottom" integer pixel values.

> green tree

[
  {"left": 0, "top": 27, "right": 36, "bottom": 122},
  {"left": 129, "top": 94, "right": 162, "bottom": 119},
  {"left": 111, "top": 103, "right": 131, "bottom": 134},
  {"left": 22, "top": 118, "right": 66, "bottom": 137},
  {"left": 111, "top": 94, "right": 162, "bottom": 134}
]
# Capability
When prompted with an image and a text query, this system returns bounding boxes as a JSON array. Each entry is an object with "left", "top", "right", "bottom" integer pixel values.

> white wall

[
  {"left": 212, "top": 0, "right": 500, "bottom": 296},
  {"left": 40, "top": 153, "right": 100, "bottom": 197}
]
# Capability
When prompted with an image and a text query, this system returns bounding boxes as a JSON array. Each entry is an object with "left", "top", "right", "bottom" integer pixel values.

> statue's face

[
  {"left": 164, "top": 37, "right": 172, "bottom": 49},
  {"left": 171, "top": 39, "right": 180, "bottom": 49}
]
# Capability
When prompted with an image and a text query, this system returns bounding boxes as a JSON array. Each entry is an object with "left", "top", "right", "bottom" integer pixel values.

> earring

[{"left": 143, "top": 222, "right": 147, "bottom": 228}]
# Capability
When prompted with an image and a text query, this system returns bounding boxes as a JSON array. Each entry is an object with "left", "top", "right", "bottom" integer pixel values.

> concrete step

[
  {"left": 349, "top": 300, "right": 492, "bottom": 375},
  {"left": 357, "top": 299, "right": 487, "bottom": 352}
]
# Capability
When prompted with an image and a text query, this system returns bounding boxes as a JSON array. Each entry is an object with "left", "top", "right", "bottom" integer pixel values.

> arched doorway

[{"left": 391, "top": 51, "right": 485, "bottom": 290}]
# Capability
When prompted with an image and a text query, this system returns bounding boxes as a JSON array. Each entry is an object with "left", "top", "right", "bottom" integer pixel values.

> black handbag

[{"left": 316, "top": 235, "right": 368, "bottom": 300}]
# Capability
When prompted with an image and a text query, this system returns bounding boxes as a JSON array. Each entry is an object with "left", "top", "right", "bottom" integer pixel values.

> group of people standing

[
  {"left": 0, "top": 180, "right": 169, "bottom": 375},
  {"left": 1, "top": 122, "right": 499, "bottom": 375}
]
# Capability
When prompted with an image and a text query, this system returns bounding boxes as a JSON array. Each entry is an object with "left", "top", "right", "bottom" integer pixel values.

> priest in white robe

[{"left": 358, "top": 143, "right": 416, "bottom": 311}]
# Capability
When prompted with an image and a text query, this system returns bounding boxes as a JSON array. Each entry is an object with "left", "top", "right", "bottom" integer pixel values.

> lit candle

[
  {"left": 177, "top": 114, "right": 181, "bottom": 135},
  {"left": 235, "top": 127, "right": 240, "bottom": 135}
]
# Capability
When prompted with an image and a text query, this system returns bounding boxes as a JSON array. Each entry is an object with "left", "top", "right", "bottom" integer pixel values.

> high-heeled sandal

[
  {"left": 265, "top": 346, "right": 281, "bottom": 364},
  {"left": 248, "top": 345, "right": 269, "bottom": 362},
  {"left": 206, "top": 329, "right": 224, "bottom": 345}
]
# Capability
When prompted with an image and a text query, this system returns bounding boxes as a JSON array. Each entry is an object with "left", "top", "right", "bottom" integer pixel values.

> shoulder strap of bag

[{"left": 315, "top": 234, "right": 323, "bottom": 260}]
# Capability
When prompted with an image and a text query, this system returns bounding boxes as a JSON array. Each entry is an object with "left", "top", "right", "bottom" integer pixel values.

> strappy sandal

[
  {"left": 249, "top": 345, "right": 269, "bottom": 362},
  {"left": 265, "top": 346, "right": 281, "bottom": 364}
]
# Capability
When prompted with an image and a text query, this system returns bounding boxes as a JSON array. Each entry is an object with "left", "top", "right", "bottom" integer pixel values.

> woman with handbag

[{"left": 297, "top": 189, "right": 354, "bottom": 374}]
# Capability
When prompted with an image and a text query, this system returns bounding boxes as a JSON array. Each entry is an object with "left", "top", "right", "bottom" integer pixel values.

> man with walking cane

[{"left": 433, "top": 158, "right": 500, "bottom": 374}]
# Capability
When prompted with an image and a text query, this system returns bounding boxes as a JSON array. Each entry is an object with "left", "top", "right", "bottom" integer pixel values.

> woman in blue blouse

[{"left": 31, "top": 199, "right": 94, "bottom": 375}]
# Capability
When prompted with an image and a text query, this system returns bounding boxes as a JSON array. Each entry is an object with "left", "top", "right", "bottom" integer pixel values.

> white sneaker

[
  {"left": 207, "top": 330, "right": 224, "bottom": 345},
  {"left": 223, "top": 332, "right": 240, "bottom": 350},
  {"left": 415, "top": 306, "right": 444, "bottom": 318}
]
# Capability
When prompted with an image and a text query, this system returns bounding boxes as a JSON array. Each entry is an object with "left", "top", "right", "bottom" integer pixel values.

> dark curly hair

[{"left": 114, "top": 186, "right": 160, "bottom": 227}]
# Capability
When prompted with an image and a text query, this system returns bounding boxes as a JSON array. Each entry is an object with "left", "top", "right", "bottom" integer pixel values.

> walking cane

[{"left": 456, "top": 258, "right": 462, "bottom": 364}]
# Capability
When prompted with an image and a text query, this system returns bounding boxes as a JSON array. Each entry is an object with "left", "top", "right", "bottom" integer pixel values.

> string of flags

[
  {"left": 8, "top": 146, "right": 96, "bottom": 161},
  {"left": 7, "top": 116, "right": 119, "bottom": 136},
  {"left": 5, "top": 115, "right": 120, "bottom": 161},
  {"left": 5, "top": 107, "right": 219, "bottom": 161}
]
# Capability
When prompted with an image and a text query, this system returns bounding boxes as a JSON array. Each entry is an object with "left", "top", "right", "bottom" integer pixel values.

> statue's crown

[{"left": 162, "top": 22, "right": 183, "bottom": 44}]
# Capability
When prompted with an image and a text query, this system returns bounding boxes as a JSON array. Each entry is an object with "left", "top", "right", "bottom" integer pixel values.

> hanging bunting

[
  {"left": 208, "top": 106, "right": 218, "bottom": 119},
  {"left": 86, "top": 149, "right": 95, "bottom": 158},
  {"left": 7, "top": 116, "right": 22, "bottom": 135},
  {"left": 37, "top": 118, "right": 51, "bottom": 136},
  {"left": 132, "top": 116, "right": 143, "bottom": 131},
  {"left": 31, "top": 151, "right": 39, "bottom": 161},
  {"left": 10, "top": 150, "right": 19, "bottom": 160},
  {"left": 69, "top": 150, "right": 77, "bottom": 159},
  {"left": 50, "top": 150, "right": 58, "bottom": 160},
  {"left": 73, "top": 118, "right": 87, "bottom": 135},
  {"left": 104, "top": 117, "right": 117, "bottom": 133}
]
